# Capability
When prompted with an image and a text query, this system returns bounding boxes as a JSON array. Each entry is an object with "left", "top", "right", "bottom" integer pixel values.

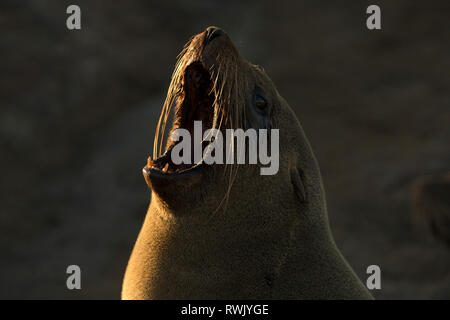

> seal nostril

[{"left": 205, "top": 26, "right": 224, "bottom": 43}]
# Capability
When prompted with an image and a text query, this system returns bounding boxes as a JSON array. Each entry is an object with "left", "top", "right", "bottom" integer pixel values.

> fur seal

[{"left": 122, "top": 26, "right": 373, "bottom": 299}]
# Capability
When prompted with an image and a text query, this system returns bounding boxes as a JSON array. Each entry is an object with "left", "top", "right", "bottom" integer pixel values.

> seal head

[
  {"left": 123, "top": 27, "right": 373, "bottom": 299},
  {"left": 143, "top": 26, "right": 279, "bottom": 212}
]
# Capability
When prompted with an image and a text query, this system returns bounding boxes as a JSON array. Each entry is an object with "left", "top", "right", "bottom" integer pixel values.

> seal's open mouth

[
  {"left": 144, "top": 27, "right": 243, "bottom": 184},
  {"left": 147, "top": 61, "right": 216, "bottom": 175}
]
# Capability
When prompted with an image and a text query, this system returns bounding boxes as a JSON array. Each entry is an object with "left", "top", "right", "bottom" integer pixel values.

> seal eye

[{"left": 254, "top": 94, "right": 267, "bottom": 110}]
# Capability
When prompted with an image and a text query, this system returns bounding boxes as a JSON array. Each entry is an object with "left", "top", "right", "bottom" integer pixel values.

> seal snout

[
  {"left": 205, "top": 26, "right": 225, "bottom": 43},
  {"left": 146, "top": 26, "right": 238, "bottom": 185}
]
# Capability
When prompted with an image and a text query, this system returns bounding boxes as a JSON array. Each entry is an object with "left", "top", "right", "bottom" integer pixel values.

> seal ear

[{"left": 291, "top": 166, "right": 306, "bottom": 203}]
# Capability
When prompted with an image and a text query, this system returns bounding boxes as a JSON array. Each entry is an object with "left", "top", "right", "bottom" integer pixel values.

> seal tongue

[
  {"left": 182, "top": 62, "right": 214, "bottom": 137},
  {"left": 151, "top": 62, "right": 215, "bottom": 174},
  {"left": 148, "top": 58, "right": 217, "bottom": 175}
]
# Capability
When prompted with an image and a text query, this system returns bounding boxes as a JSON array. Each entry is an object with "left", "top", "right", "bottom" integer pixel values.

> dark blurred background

[{"left": 1, "top": 0, "right": 449, "bottom": 299}]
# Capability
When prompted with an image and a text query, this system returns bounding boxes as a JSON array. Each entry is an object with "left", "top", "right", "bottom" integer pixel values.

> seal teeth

[{"left": 147, "top": 157, "right": 153, "bottom": 168}]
